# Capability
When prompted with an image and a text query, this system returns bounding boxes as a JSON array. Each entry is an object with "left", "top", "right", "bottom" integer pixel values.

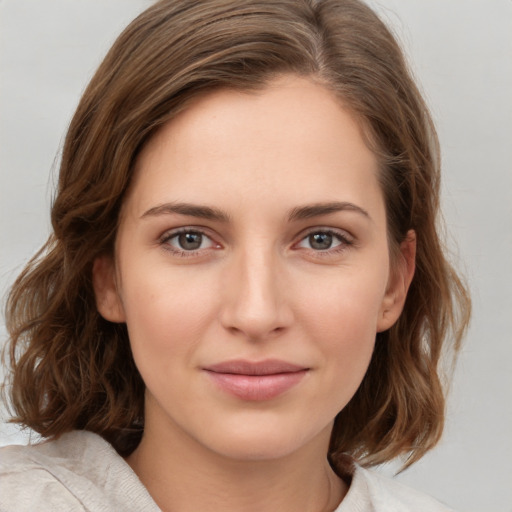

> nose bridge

[{"left": 220, "top": 238, "right": 291, "bottom": 339}]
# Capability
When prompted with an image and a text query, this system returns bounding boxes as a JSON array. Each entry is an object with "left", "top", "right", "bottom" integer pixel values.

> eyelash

[
  {"left": 159, "top": 227, "right": 354, "bottom": 258},
  {"left": 295, "top": 228, "right": 354, "bottom": 257},
  {"left": 159, "top": 228, "right": 218, "bottom": 258}
]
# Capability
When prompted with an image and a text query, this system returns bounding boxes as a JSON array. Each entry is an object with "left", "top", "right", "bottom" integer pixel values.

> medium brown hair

[{"left": 3, "top": 0, "right": 470, "bottom": 467}]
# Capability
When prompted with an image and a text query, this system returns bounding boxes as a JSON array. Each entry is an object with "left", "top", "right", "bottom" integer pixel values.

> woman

[{"left": 0, "top": 0, "right": 470, "bottom": 510}]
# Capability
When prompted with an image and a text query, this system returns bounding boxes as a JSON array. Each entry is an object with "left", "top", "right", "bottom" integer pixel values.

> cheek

[
  {"left": 296, "top": 270, "right": 386, "bottom": 391},
  {"left": 119, "top": 262, "right": 220, "bottom": 365},
  {"left": 298, "top": 267, "right": 386, "bottom": 338}
]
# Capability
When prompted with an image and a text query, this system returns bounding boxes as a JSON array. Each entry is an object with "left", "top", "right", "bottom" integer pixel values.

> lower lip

[{"left": 204, "top": 370, "right": 307, "bottom": 401}]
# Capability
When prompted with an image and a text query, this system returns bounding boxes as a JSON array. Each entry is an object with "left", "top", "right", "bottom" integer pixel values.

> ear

[
  {"left": 92, "top": 255, "right": 126, "bottom": 323},
  {"left": 377, "top": 230, "right": 416, "bottom": 332}
]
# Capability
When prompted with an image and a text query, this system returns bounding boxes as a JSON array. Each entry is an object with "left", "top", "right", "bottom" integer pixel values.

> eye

[
  {"left": 295, "top": 229, "right": 352, "bottom": 252},
  {"left": 161, "top": 229, "right": 218, "bottom": 254}
]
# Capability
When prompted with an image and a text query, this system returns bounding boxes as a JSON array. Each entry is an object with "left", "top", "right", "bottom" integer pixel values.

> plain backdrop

[{"left": 1, "top": 1, "right": 511, "bottom": 511}]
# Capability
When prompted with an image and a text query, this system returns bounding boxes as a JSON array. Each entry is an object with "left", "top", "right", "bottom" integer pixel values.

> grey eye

[
  {"left": 177, "top": 232, "right": 203, "bottom": 250},
  {"left": 163, "top": 229, "right": 217, "bottom": 254},
  {"left": 296, "top": 230, "right": 345, "bottom": 252},
  {"left": 308, "top": 232, "right": 334, "bottom": 250}
]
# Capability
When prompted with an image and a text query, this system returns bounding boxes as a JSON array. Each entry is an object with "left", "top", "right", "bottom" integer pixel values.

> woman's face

[{"left": 94, "top": 75, "right": 413, "bottom": 461}]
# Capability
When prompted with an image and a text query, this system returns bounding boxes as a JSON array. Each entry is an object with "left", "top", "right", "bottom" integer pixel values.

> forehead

[{"left": 125, "top": 75, "right": 383, "bottom": 221}]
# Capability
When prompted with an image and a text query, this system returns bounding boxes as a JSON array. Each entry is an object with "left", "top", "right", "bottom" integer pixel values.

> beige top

[{"left": 0, "top": 430, "right": 454, "bottom": 511}]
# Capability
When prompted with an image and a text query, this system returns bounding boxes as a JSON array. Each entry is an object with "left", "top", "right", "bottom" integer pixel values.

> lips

[{"left": 203, "top": 359, "right": 309, "bottom": 401}]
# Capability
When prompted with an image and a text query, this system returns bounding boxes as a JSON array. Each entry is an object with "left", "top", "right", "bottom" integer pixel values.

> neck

[{"left": 126, "top": 413, "right": 347, "bottom": 512}]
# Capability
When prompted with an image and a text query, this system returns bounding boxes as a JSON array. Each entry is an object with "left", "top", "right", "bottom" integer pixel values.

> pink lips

[{"left": 203, "top": 359, "right": 308, "bottom": 401}]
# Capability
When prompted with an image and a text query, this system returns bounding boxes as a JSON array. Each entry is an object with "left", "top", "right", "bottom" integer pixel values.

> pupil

[
  {"left": 310, "top": 232, "right": 332, "bottom": 250},
  {"left": 179, "top": 232, "right": 202, "bottom": 250}
]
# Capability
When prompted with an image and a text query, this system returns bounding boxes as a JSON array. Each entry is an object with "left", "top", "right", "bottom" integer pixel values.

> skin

[{"left": 93, "top": 74, "right": 415, "bottom": 512}]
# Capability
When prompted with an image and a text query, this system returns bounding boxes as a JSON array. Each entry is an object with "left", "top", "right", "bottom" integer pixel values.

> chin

[
  {"left": 195, "top": 414, "right": 332, "bottom": 463},
  {"left": 209, "top": 435, "right": 305, "bottom": 462}
]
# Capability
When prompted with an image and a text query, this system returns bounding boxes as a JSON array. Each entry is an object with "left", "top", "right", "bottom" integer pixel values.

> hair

[{"left": 3, "top": 0, "right": 470, "bottom": 468}]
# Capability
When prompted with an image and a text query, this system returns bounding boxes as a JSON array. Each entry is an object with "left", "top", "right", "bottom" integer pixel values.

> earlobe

[
  {"left": 92, "top": 255, "right": 126, "bottom": 323},
  {"left": 377, "top": 230, "right": 416, "bottom": 333}
]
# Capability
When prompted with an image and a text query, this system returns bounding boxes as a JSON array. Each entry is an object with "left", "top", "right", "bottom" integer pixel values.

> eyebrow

[
  {"left": 141, "top": 202, "right": 231, "bottom": 222},
  {"left": 140, "top": 200, "right": 370, "bottom": 223},
  {"left": 287, "top": 201, "right": 370, "bottom": 222}
]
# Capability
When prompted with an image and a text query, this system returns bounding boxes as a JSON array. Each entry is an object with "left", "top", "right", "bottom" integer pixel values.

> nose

[{"left": 219, "top": 244, "right": 293, "bottom": 341}]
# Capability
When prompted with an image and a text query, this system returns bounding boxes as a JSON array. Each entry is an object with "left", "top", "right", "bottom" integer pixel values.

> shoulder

[
  {"left": 357, "top": 465, "right": 456, "bottom": 512},
  {"left": 335, "top": 458, "right": 456, "bottom": 512},
  {"left": 0, "top": 430, "right": 159, "bottom": 512}
]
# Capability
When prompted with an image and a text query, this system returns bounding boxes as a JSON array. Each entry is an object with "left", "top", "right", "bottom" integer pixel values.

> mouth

[{"left": 202, "top": 359, "right": 309, "bottom": 401}]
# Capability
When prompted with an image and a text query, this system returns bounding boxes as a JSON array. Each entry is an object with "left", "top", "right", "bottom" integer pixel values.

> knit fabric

[{"left": 0, "top": 430, "right": 454, "bottom": 511}]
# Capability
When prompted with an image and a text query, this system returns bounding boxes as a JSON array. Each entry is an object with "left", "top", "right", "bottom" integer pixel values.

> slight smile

[{"left": 203, "top": 359, "right": 310, "bottom": 401}]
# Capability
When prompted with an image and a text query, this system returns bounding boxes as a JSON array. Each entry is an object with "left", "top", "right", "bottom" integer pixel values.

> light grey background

[{"left": 1, "top": 1, "right": 511, "bottom": 511}]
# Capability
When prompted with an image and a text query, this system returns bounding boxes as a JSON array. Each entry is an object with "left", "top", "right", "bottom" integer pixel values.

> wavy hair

[{"left": 3, "top": 0, "right": 470, "bottom": 466}]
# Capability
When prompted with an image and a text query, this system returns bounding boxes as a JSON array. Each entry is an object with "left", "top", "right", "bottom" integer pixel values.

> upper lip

[{"left": 203, "top": 359, "right": 308, "bottom": 376}]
